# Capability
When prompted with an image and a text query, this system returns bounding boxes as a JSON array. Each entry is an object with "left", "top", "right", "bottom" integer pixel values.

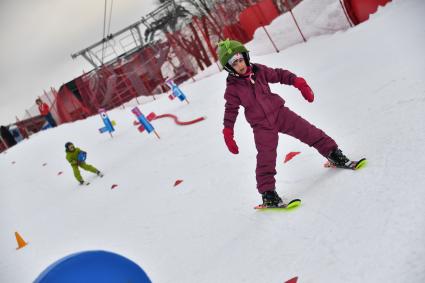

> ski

[
  {"left": 324, "top": 158, "right": 367, "bottom": 170},
  {"left": 254, "top": 199, "right": 301, "bottom": 210}
]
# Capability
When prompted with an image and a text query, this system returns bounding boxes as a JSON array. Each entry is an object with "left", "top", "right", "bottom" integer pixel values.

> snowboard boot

[
  {"left": 96, "top": 170, "right": 104, "bottom": 177},
  {"left": 79, "top": 180, "right": 89, "bottom": 185},
  {"left": 261, "top": 190, "right": 284, "bottom": 207},
  {"left": 327, "top": 148, "right": 350, "bottom": 168}
]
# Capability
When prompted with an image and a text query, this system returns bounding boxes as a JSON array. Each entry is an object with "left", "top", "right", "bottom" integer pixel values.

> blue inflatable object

[
  {"left": 138, "top": 114, "right": 155, "bottom": 133},
  {"left": 77, "top": 151, "right": 87, "bottom": 162},
  {"left": 166, "top": 79, "right": 187, "bottom": 102},
  {"left": 34, "top": 250, "right": 152, "bottom": 283},
  {"left": 98, "top": 109, "right": 116, "bottom": 134},
  {"left": 131, "top": 107, "right": 155, "bottom": 134},
  {"left": 172, "top": 85, "right": 186, "bottom": 102}
]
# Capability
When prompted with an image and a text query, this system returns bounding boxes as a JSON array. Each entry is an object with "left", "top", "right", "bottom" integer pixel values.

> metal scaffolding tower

[{"left": 71, "top": 0, "right": 177, "bottom": 68}]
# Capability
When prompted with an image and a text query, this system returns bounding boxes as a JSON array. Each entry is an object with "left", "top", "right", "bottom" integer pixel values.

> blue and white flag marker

[
  {"left": 131, "top": 107, "right": 160, "bottom": 139},
  {"left": 166, "top": 79, "right": 189, "bottom": 104},
  {"left": 98, "top": 108, "right": 116, "bottom": 138}
]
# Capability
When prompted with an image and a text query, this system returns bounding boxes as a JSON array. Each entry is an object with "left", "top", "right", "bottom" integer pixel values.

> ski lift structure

[
  {"left": 69, "top": 1, "right": 195, "bottom": 108},
  {"left": 70, "top": 0, "right": 186, "bottom": 69}
]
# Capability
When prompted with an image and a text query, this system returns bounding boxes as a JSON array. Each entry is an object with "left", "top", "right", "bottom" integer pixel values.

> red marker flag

[
  {"left": 285, "top": 276, "right": 298, "bottom": 283},
  {"left": 284, "top": 152, "right": 301, "bottom": 163}
]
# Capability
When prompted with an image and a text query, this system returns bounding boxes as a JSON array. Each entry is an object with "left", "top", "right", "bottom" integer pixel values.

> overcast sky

[{"left": 0, "top": 0, "right": 157, "bottom": 125}]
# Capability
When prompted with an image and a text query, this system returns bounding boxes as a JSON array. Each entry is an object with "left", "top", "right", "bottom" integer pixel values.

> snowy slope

[{"left": 1, "top": 0, "right": 425, "bottom": 282}]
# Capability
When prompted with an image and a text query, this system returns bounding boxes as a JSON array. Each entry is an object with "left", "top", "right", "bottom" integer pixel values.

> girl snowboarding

[
  {"left": 65, "top": 142, "right": 103, "bottom": 185},
  {"left": 218, "top": 39, "right": 356, "bottom": 208}
]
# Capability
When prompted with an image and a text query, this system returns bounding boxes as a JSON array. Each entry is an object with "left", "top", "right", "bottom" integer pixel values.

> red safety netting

[
  {"left": 239, "top": 0, "right": 280, "bottom": 41},
  {"left": 4, "top": 0, "right": 365, "bottom": 151},
  {"left": 343, "top": 0, "right": 391, "bottom": 24},
  {"left": 55, "top": 84, "right": 91, "bottom": 123},
  {"left": 3, "top": 0, "right": 302, "bottom": 142}
]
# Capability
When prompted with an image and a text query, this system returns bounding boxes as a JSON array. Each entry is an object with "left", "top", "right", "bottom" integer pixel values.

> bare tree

[
  {"left": 179, "top": 0, "right": 225, "bottom": 39},
  {"left": 144, "top": 3, "right": 192, "bottom": 42}
]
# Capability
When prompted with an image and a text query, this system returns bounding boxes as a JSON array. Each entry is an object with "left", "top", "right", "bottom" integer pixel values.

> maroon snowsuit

[{"left": 223, "top": 64, "right": 338, "bottom": 193}]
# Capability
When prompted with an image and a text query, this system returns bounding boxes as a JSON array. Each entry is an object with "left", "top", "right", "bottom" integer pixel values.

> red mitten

[
  {"left": 222, "top": 128, "right": 239, "bottom": 154},
  {"left": 293, "top": 77, "right": 314, "bottom": 103}
]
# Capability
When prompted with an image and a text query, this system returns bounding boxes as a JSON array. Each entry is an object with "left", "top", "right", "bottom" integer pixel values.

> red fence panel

[
  {"left": 56, "top": 84, "right": 91, "bottom": 123},
  {"left": 11, "top": 0, "right": 365, "bottom": 136},
  {"left": 344, "top": 0, "right": 392, "bottom": 24},
  {"left": 239, "top": 0, "right": 280, "bottom": 40}
]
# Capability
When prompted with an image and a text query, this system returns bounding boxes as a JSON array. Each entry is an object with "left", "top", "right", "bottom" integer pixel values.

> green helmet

[{"left": 217, "top": 39, "right": 249, "bottom": 67}]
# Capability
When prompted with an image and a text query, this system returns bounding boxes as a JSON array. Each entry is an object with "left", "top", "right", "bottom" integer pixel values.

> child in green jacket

[{"left": 65, "top": 142, "right": 103, "bottom": 185}]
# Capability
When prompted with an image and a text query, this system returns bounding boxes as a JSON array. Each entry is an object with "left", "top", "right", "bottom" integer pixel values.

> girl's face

[{"left": 231, "top": 58, "right": 247, "bottom": 75}]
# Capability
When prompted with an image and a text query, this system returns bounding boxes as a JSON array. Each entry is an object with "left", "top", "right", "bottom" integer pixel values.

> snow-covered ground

[{"left": 1, "top": 0, "right": 425, "bottom": 282}]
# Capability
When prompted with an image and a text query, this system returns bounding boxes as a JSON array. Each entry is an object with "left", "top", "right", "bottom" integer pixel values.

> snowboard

[
  {"left": 324, "top": 158, "right": 367, "bottom": 170},
  {"left": 254, "top": 199, "right": 301, "bottom": 210}
]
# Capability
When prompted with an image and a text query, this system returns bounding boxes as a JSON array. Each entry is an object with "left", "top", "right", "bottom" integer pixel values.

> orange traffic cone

[{"left": 15, "top": 232, "right": 28, "bottom": 249}]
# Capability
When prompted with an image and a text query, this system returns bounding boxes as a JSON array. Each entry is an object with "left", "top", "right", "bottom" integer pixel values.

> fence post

[
  {"left": 284, "top": 0, "right": 306, "bottom": 42},
  {"left": 253, "top": 1, "right": 280, "bottom": 53},
  {"left": 25, "top": 109, "right": 34, "bottom": 120},
  {"left": 0, "top": 136, "right": 8, "bottom": 150},
  {"left": 338, "top": 0, "right": 354, "bottom": 27},
  {"left": 193, "top": 16, "right": 218, "bottom": 61},
  {"left": 261, "top": 26, "right": 279, "bottom": 53},
  {"left": 44, "top": 89, "right": 60, "bottom": 125},
  {"left": 44, "top": 90, "right": 54, "bottom": 105},
  {"left": 69, "top": 95, "right": 82, "bottom": 120},
  {"left": 15, "top": 116, "right": 30, "bottom": 139},
  {"left": 50, "top": 87, "right": 62, "bottom": 125}
]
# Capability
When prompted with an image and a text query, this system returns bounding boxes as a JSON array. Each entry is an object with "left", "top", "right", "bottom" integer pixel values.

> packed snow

[{"left": 1, "top": 0, "right": 425, "bottom": 282}]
